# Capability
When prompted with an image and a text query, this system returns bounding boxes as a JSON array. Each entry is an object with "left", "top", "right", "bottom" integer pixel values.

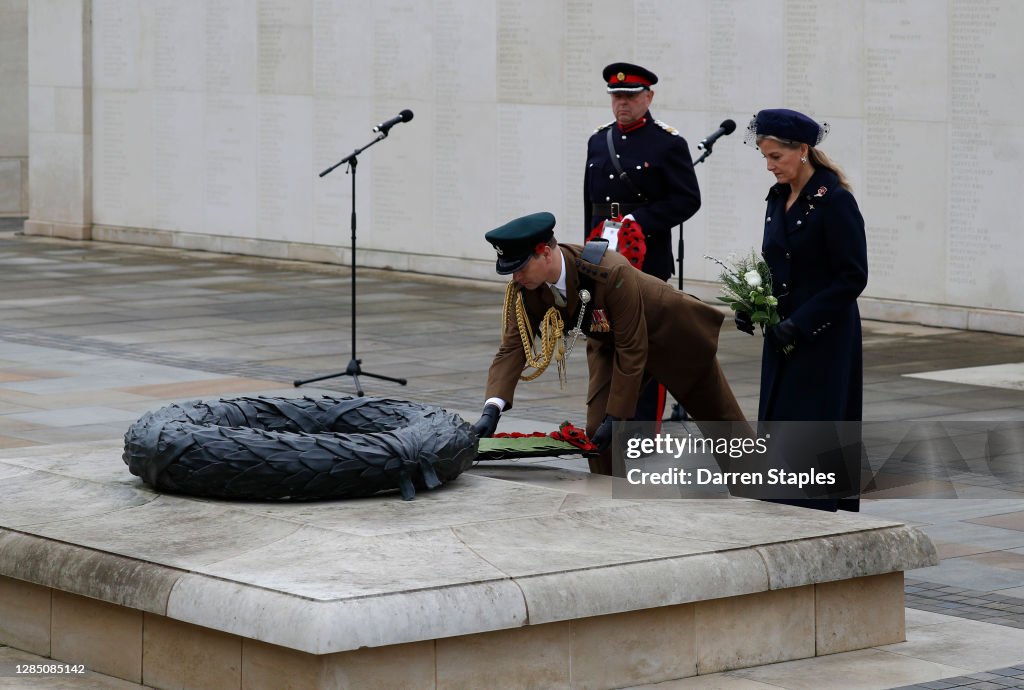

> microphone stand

[
  {"left": 678, "top": 141, "right": 715, "bottom": 291},
  {"left": 669, "top": 139, "right": 717, "bottom": 422},
  {"left": 293, "top": 130, "right": 408, "bottom": 395}
]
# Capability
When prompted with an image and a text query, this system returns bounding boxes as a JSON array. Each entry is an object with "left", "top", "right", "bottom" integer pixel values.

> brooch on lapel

[
  {"left": 590, "top": 309, "right": 611, "bottom": 333},
  {"left": 806, "top": 187, "right": 827, "bottom": 214}
]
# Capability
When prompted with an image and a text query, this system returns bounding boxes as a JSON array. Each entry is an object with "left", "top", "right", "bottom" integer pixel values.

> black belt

[{"left": 590, "top": 202, "right": 641, "bottom": 218}]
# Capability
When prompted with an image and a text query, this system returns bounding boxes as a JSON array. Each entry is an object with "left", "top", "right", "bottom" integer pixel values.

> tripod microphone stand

[
  {"left": 675, "top": 151, "right": 708, "bottom": 291},
  {"left": 677, "top": 118, "right": 733, "bottom": 291},
  {"left": 294, "top": 124, "right": 409, "bottom": 396},
  {"left": 670, "top": 118, "right": 735, "bottom": 421}
]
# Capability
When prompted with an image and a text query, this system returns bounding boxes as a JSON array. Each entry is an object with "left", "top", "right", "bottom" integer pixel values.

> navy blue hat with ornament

[
  {"left": 485, "top": 212, "right": 556, "bottom": 275},
  {"left": 744, "top": 108, "right": 829, "bottom": 147},
  {"left": 602, "top": 62, "right": 658, "bottom": 93}
]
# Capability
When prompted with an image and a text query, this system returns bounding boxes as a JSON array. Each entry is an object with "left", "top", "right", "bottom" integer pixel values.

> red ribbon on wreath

[{"left": 586, "top": 216, "right": 647, "bottom": 270}]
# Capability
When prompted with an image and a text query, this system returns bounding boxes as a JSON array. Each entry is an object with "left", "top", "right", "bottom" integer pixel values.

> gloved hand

[
  {"left": 735, "top": 311, "right": 755, "bottom": 335},
  {"left": 591, "top": 414, "right": 620, "bottom": 453},
  {"left": 471, "top": 403, "right": 501, "bottom": 438},
  {"left": 766, "top": 319, "right": 798, "bottom": 354}
]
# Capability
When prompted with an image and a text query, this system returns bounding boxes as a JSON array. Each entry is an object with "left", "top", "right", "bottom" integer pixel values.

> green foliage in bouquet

[{"left": 705, "top": 251, "right": 782, "bottom": 334}]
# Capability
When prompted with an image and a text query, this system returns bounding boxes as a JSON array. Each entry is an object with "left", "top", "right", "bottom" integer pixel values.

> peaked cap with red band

[{"left": 603, "top": 62, "right": 658, "bottom": 93}]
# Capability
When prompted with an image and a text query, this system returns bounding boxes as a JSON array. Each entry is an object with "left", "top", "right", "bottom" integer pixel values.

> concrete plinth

[{"left": 0, "top": 440, "right": 937, "bottom": 689}]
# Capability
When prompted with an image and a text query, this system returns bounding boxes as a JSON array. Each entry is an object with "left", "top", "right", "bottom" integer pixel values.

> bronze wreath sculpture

[{"left": 123, "top": 396, "right": 477, "bottom": 501}]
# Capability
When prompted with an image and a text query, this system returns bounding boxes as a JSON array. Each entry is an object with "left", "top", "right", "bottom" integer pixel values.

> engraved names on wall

[{"left": 83, "top": 0, "right": 1024, "bottom": 312}]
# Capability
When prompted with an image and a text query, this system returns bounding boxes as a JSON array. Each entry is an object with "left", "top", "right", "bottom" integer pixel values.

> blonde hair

[{"left": 757, "top": 135, "right": 852, "bottom": 191}]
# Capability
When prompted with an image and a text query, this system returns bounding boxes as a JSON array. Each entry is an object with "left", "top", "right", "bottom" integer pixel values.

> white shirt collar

[{"left": 547, "top": 251, "right": 567, "bottom": 296}]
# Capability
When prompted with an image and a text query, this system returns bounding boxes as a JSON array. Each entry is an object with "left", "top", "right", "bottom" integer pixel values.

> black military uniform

[
  {"left": 585, "top": 62, "right": 701, "bottom": 423},
  {"left": 583, "top": 62, "right": 701, "bottom": 282}
]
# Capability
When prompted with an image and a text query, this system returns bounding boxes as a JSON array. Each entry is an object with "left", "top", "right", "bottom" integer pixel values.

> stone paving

[
  {"left": 892, "top": 667, "right": 1024, "bottom": 690},
  {"left": 905, "top": 580, "right": 1024, "bottom": 628},
  {"left": 2, "top": 224, "right": 1024, "bottom": 688}
]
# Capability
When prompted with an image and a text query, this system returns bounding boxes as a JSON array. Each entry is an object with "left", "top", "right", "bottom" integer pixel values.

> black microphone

[
  {"left": 697, "top": 119, "right": 737, "bottom": 151},
  {"left": 373, "top": 109, "right": 414, "bottom": 134}
]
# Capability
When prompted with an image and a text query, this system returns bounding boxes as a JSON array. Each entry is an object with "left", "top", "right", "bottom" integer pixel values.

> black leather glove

[
  {"left": 766, "top": 319, "right": 798, "bottom": 354},
  {"left": 591, "top": 414, "right": 620, "bottom": 453},
  {"left": 471, "top": 403, "right": 501, "bottom": 438},
  {"left": 734, "top": 311, "right": 755, "bottom": 335}
]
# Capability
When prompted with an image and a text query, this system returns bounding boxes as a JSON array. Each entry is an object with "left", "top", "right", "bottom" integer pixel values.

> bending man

[{"left": 473, "top": 211, "right": 746, "bottom": 476}]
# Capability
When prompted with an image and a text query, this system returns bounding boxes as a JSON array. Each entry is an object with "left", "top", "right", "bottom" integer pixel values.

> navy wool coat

[{"left": 758, "top": 168, "right": 868, "bottom": 422}]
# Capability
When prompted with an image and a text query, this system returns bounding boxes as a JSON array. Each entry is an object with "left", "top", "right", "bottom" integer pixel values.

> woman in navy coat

[{"left": 738, "top": 109, "right": 868, "bottom": 510}]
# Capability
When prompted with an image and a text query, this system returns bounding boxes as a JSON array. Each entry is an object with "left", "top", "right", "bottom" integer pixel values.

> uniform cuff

[{"left": 484, "top": 397, "right": 506, "bottom": 412}]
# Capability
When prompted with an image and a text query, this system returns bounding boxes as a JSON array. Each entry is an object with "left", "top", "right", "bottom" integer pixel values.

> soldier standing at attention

[{"left": 584, "top": 62, "right": 702, "bottom": 422}]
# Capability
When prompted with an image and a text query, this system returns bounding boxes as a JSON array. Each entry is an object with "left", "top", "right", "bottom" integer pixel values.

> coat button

[
  {"left": 609, "top": 174, "right": 615, "bottom": 179},
  {"left": 782, "top": 283, "right": 787, "bottom": 289},
  {"left": 785, "top": 252, "right": 791, "bottom": 260},
  {"left": 766, "top": 217, "right": 772, "bottom": 222},
  {"left": 796, "top": 220, "right": 802, "bottom": 226}
]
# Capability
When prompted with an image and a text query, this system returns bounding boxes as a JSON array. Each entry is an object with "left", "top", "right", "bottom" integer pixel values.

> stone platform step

[{"left": 0, "top": 441, "right": 937, "bottom": 689}]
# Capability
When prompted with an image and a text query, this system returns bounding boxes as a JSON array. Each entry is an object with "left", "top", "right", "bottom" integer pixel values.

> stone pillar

[
  {"left": 24, "top": 0, "right": 91, "bottom": 239},
  {"left": 0, "top": 0, "right": 28, "bottom": 217}
]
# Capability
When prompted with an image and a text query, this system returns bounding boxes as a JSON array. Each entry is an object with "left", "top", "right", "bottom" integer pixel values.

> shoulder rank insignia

[
  {"left": 654, "top": 119, "right": 680, "bottom": 136},
  {"left": 593, "top": 121, "right": 615, "bottom": 133},
  {"left": 590, "top": 309, "right": 611, "bottom": 332},
  {"left": 576, "top": 259, "right": 610, "bottom": 283}
]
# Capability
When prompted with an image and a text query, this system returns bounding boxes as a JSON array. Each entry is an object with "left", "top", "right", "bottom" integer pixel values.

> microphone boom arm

[
  {"left": 693, "top": 144, "right": 714, "bottom": 166},
  {"left": 320, "top": 132, "right": 387, "bottom": 178},
  {"left": 693, "top": 119, "right": 736, "bottom": 165}
]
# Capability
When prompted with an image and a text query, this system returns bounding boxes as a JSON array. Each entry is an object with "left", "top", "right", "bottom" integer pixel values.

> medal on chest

[{"left": 589, "top": 309, "right": 611, "bottom": 333}]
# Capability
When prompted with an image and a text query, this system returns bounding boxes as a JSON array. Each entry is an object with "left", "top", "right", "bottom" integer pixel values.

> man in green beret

[{"left": 472, "top": 212, "right": 746, "bottom": 476}]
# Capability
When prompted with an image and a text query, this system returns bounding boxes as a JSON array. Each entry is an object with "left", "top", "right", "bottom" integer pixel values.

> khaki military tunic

[{"left": 485, "top": 244, "right": 746, "bottom": 474}]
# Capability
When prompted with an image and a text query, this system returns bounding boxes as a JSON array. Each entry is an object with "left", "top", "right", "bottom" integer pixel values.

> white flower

[
  {"left": 744, "top": 270, "right": 762, "bottom": 288},
  {"left": 766, "top": 296, "right": 778, "bottom": 306}
]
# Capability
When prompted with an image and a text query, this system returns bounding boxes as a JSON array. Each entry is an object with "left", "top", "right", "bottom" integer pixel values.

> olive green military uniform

[{"left": 485, "top": 243, "right": 746, "bottom": 475}]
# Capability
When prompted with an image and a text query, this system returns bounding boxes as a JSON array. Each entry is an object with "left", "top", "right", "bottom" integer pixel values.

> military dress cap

[
  {"left": 745, "top": 108, "right": 829, "bottom": 147},
  {"left": 485, "top": 211, "right": 556, "bottom": 275},
  {"left": 603, "top": 62, "right": 658, "bottom": 93}
]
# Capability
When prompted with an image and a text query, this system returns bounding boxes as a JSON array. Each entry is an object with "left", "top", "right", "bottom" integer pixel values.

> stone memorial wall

[
  {"left": 0, "top": 0, "right": 28, "bottom": 216},
  {"left": 25, "top": 0, "right": 1024, "bottom": 329}
]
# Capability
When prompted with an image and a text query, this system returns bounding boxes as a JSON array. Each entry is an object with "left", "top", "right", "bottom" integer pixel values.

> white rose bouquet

[{"left": 704, "top": 251, "right": 782, "bottom": 335}]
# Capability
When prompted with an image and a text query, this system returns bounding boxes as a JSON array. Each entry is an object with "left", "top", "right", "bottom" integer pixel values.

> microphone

[
  {"left": 697, "top": 119, "right": 737, "bottom": 151},
  {"left": 373, "top": 109, "right": 414, "bottom": 134}
]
